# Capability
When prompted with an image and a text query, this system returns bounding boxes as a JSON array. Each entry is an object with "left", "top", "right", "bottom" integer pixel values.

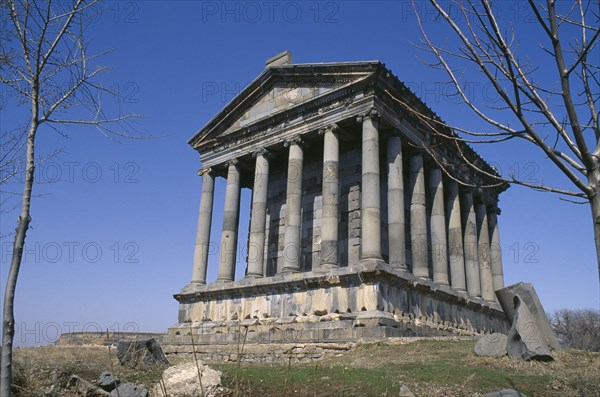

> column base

[
  {"left": 180, "top": 282, "right": 206, "bottom": 294},
  {"left": 360, "top": 254, "right": 384, "bottom": 262},
  {"left": 314, "top": 263, "right": 339, "bottom": 273},
  {"left": 389, "top": 263, "right": 409, "bottom": 272},
  {"left": 320, "top": 262, "right": 339, "bottom": 269},
  {"left": 214, "top": 278, "right": 234, "bottom": 284},
  {"left": 238, "top": 274, "right": 264, "bottom": 286},
  {"left": 413, "top": 270, "right": 431, "bottom": 280}
]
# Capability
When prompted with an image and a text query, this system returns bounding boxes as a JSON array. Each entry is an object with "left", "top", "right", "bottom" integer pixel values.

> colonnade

[{"left": 189, "top": 111, "right": 504, "bottom": 302}]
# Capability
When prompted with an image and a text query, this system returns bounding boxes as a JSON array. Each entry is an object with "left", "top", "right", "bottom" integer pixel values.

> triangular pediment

[
  {"left": 189, "top": 62, "right": 381, "bottom": 149},
  {"left": 224, "top": 80, "right": 346, "bottom": 134}
]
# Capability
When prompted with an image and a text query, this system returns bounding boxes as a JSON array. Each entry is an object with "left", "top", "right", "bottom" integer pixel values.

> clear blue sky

[{"left": 1, "top": 1, "right": 598, "bottom": 346}]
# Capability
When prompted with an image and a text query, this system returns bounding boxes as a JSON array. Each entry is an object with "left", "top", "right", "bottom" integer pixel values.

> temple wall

[{"left": 264, "top": 145, "right": 364, "bottom": 274}]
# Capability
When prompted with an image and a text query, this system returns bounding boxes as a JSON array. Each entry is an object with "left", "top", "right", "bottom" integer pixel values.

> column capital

[
  {"left": 318, "top": 123, "right": 339, "bottom": 136},
  {"left": 225, "top": 158, "right": 239, "bottom": 168},
  {"left": 252, "top": 148, "right": 272, "bottom": 159},
  {"left": 198, "top": 167, "right": 213, "bottom": 176},
  {"left": 356, "top": 108, "right": 380, "bottom": 123},
  {"left": 284, "top": 135, "right": 304, "bottom": 147}
]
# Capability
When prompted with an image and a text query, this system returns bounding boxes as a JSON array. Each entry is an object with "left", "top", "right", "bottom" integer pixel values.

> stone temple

[{"left": 165, "top": 52, "right": 509, "bottom": 347}]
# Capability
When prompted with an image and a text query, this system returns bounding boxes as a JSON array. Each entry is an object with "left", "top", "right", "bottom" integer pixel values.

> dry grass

[
  {"left": 12, "top": 340, "right": 600, "bottom": 397},
  {"left": 13, "top": 345, "right": 163, "bottom": 396}
]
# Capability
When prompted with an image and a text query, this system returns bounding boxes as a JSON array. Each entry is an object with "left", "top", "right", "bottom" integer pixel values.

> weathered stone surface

[
  {"left": 497, "top": 283, "right": 561, "bottom": 351},
  {"left": 474, "top": 333, "right": 507, "bottom": 357},
  {"left": 483, "top": 389, "right": 528, "bottom": 397},
  {"left": 153, "top": 361, "right": 224, "bottom": 397},
  {"left": 496, "top": 283, "right": 560, "bottom": 361},
  {"left": 217, "top": 161, "right": 241, "bottom": 281},
  {"left": 110, "top": 383, "right": 148, "bottom": 397},
  {"left": 170, "top": 262, "right": 508, "bottom": 346},
  {"left": 97, "top": 371, "right": 120, "bottom": 392},
  {"left": 67, "top": 375, "right": 110, "bottom": 397},
  {"left": 506, "top": 296, "right": 553, "bottom": 361},
  {"left": 399, "top": 385, "right": 416, "bottom": 397},
  {"left": 116, "top": 338, "right": 169, "bottom": 368}
]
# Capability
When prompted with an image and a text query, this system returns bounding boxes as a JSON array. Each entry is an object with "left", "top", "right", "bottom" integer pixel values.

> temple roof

[{"left": 189, "top": 57, "right": 506, "bottom": 194}]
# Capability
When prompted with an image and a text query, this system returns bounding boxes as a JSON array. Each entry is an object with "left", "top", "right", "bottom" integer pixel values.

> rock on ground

[
  {"left": 66, "top": 375, "right": 110, "bottom": 397},
  {"left": 110, "top": 382, "right": 148, "bottom": 397},
  {"left": 98, "top": 371, "right": 121, "bottom": 392},
  {"left": 474, "top": 333, "right": 508, "bottom": 357},
  {"left": 116, "top": 338, "right": 169, "bottom": 368},
  {"left": 506, "top": 295, "right": 553, "bottom": 361},
  {"left": 153, "top": 360, "right": 225, "bottom": 397},
  {"left": 399, "top": 385, "right": 415, "bottom": 397},
  {"left": 496, "top": 282, "right": 560, "bottom": 361}
]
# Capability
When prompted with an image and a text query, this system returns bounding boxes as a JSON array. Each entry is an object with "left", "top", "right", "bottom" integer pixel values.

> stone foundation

[{"left": 166, "top": 261, "right": 508, "bottom": 348}]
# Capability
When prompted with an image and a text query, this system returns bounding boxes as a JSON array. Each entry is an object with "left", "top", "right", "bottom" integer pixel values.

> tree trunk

[
  {"left": 589, "top": 167, "right": 600, "bottom": 287},
  {"left": 0, "top": 120, "right": 37, "bottom": 397}
]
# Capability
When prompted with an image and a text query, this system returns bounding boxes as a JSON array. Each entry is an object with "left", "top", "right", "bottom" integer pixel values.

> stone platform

[{"left": 165, "top": 261, "right": 509, "bottom": 347}]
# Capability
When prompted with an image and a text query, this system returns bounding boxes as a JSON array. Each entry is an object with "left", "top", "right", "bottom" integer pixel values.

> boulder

[
  {"left": 496, "top": 283, "right": 560, "bottom": 361},
  {"left": 116, "top": 338, "right": 169, "bottom": 368},
  {"left": 474, "top": 333, "right": 508, "bottom": 357},
  {"left": 153, "top": 360, "right": 224, "bottom": 397},
  {"left": 506, "top": 297, "right": 553, "bottom": 361},
  {"left": 110, "top": 383, "right": 148, "bottom": 397},
  {"left": 483, "top": 389, "right": 528, "bottom": 397},
  {"left": 98, "top": 371, "right": 121, "bottom": 392}
]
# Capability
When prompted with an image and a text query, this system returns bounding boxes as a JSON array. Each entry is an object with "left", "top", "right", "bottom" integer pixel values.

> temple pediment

[
  {"left": 223, "top": 81, "right": 346, "bottom": 134},
  {"left": 189, "top": 62, "right": 380, "bottom": 149}
]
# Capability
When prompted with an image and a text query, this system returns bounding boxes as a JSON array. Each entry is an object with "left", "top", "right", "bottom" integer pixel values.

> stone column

[
  {"left": 428, "top": 168, "right": 449, "bottom": 285},
  {"left": 387, "top": 133, "right": 407, "bottom": 270},
  {"left": 217, "top": 160, "right": 241, "bottom": 282},
  {"left": 246, "top": 149, "right": 270, "bottom": 278},
  {"left": 461, "top": 190, "right": 481, "bottom": 297},
  {"left": 476, "top": 201, "right": 495, "bottom": 302},
  {"left": 409, "top": 153, "right": 429, "bottom": 278},
  {"left": 321, "top": 125, "right": 339, "bottom": 267},
  {"left": 445, "top": 180, "right": 466, "bottom": 291},
  {"left": 488, "top": 206, "right": 505, "bottom": 291},
  {"left": 282, "top": 136, "right": 304, "bottom": 272},
  {"left": 359, "top": 109, "right": 383, "bottom": 261},
  {"left": 191, "top": 168, "right": 215, "bottom": 285}
]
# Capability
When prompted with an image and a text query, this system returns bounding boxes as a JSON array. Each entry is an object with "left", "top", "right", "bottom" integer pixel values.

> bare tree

[
  {"left": 551, "top": 308, "right": 600, "bottom": 351},
  {"left": 0, "top": 1, "right": 137, "bottom": 394},
  {"left": 393, "top": 1, "right": 599, "bottom": 279}
]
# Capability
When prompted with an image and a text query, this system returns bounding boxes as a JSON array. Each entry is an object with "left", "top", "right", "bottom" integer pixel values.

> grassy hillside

[{"left": 13, "top": 339, "right": 600, "bottom": 396}]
